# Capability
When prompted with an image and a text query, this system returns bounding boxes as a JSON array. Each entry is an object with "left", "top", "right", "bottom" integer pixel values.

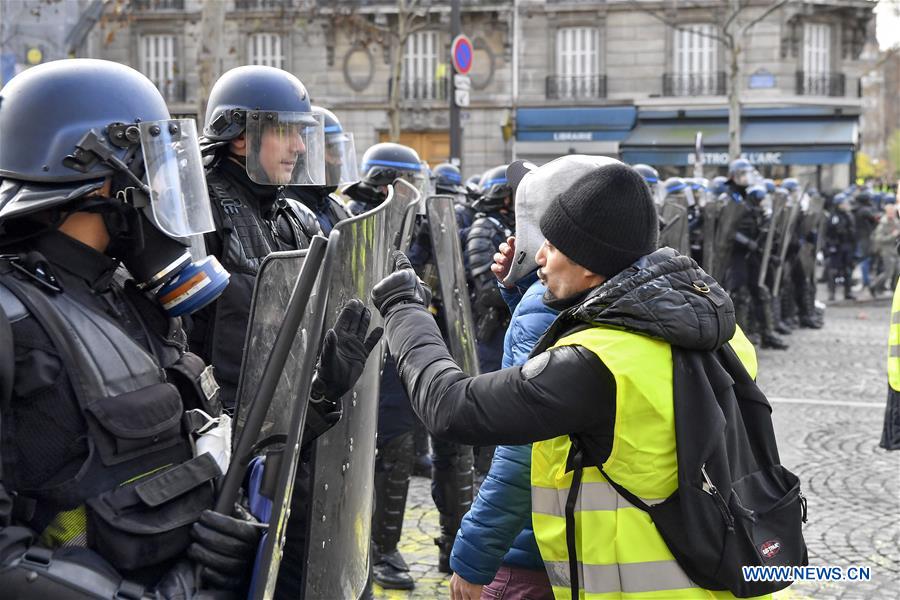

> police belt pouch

[
  {"left": 86, "top": 452, "right": 220, "bottom": 571},
  {"left": 85, "top": 382, "right": 185, "bottom": 466}
]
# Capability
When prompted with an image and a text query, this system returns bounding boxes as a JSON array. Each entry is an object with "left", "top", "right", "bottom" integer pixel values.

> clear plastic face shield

[
  {"left": 324, "top": 130, "right": 359, "bottom": 186},
  {"left": 733, "top": 167, "right": 753, "bottom": 188},
  {"left": 139, "top": 119, "right": 215, "bottom": 237},
  {"left": 244, "top": 111, "right": 325, "bottom": 186}
]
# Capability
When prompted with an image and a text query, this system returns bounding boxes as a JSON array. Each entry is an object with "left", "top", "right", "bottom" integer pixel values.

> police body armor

[
  {"left": 465, "top": 211, "right": 514, "bottom": 343},
  {"left": 194, "top": 168, "right": 321, "bottom": 409},
  {"left": 0, "top": 265, "right": 219, "bottom": 575}
]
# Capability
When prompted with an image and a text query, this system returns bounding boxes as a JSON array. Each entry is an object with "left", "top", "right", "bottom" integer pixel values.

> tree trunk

[
  {"left": 728, "top": 44, "right": 741, "bottom": 158},
  {"left": 727, "top": 0, "right": 741, "bottom": 159}
]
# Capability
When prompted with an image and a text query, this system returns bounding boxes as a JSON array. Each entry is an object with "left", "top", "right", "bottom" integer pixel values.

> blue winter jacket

[{"left": 449, "top": 273, "right": 558, "bottom": 583}]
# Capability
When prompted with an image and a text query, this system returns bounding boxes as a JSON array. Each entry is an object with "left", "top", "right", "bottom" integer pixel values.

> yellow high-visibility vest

[
  {"left": 889, "top": 279, "right": 900, "bottom": 392},
  {"left": 531, "top": 325, "right": 765, "bottom": 600}
]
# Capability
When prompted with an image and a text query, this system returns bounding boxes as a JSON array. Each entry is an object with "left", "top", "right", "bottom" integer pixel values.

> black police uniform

[
  {"left": 723, "top": 181, "right": 786, "bottom": 348},
  {"left": 0, "top": 232, "right": 234, "bottom": 597},
  {"left": 825, "top": 208, "right": 857, "bottom": 300},
  {"left": 189, "top": 157, "right": 321, "bottom": 410}
]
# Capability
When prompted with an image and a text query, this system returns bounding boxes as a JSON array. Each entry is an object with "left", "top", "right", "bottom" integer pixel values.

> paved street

[{"left": 375, "top": 290, "right": 900, "bottom": 600}]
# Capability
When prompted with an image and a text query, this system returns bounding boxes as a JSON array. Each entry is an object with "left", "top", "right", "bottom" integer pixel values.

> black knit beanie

[{"left": 539, "top": 163, "right": 659, "bottom": 278}]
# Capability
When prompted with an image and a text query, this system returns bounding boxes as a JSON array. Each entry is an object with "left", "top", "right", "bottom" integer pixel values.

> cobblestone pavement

[{"left": 375, "top": 291, "right": 900, "bottom": 600}]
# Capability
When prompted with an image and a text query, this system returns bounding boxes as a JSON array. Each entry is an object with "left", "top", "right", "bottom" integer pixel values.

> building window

[
  {"left": 402, "top": 30, "right": 445, "bottom": 100},
  {"left": 798, "top": 23, "right": 838, "bottom": 95},
  {"left": 552, "top": 27, "right": 602, "bottom": 99},
  {"left": 140, "top": 34, "right": 179, "bottom": 101},
  {"left": 248, "top": 33, "right": 284, "bottom": 70},
  {"left": 672, "top": 24, "right": 719, "bottom": 95}
]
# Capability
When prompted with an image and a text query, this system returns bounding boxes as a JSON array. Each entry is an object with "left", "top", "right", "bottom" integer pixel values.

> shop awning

[
  {"left": 516, "top": 106, "right": 637, "bottom": 142},
  {"left": 619, "top": 118, "right": 858, "bottom": 166}
]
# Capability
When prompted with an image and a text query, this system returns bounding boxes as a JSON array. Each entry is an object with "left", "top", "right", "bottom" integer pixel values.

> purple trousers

[{"left": 481, "top": 565, "right": 554, "bottom": 600}]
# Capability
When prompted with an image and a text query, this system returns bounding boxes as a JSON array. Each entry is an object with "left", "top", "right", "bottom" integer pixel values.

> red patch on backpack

[{"left": 759, "top": 539, "right": 781, "bottom": 560}]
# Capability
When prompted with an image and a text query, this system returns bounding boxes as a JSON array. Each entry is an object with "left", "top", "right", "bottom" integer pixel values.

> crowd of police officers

[{"left": 0, "top": 58, "right": 897, "bottom": 600}]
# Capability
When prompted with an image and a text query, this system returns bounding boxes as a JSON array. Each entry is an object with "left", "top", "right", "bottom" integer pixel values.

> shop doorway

[{"left": 379, "top": 131, "right": 450, "bottom": 167}]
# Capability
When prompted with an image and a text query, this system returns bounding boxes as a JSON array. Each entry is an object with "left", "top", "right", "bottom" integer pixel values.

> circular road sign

[{"left": 451, "top": 34, "right": 473, "bottom": 75}]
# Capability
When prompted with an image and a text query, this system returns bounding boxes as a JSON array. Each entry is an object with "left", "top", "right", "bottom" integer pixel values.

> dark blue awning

[
  {"left": 619, "top": 118, "right": 858, "bottom": 166},
  {"left": 516, "top": 107, "right": 637, "bottom": 142}
]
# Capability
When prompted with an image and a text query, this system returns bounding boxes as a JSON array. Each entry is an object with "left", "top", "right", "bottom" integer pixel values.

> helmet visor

[
  {"left": 324, "top": 130, "right": 359, "bottom": 186},
  {"left": 244, "top": 111, "right": 325, "bottom": 186},
  {"left": 139, "top": 119, "right": 214, "bottom": 237}
]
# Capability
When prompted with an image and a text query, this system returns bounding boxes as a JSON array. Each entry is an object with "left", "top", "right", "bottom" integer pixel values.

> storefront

[
  {"left": 618, "top": 107, "right": 859, "bottom": 189},
  {"left": 514, "top": 106, "right": 636, "bottom": 163}
]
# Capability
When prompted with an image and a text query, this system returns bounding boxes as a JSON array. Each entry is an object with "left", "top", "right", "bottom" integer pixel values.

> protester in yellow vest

[
  {"left": 372, "top": 157, "right": 774, "bottom": 599},
  {"left": 880, "top": 273, "right": 900, "bottom": 450}
]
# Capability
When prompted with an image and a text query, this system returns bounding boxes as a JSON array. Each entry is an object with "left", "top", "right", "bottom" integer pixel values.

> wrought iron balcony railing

[
  {"left": 389, "top": 76, "right": 449, "bottom": 102},
  {"left": 234, "top": 0, "right": 302, "bottom": 10},
  {"left": 131, "top": 0, "right": 185, "bottom": 10},
  {"left": 795, "top": 71, "right": 846, "bottom": 97},
  {"left": 546, "top": 75, "right": 607, "bottom": 100},
  {"left": 662, "top": 71, "right": 726, "bottom": 96}
]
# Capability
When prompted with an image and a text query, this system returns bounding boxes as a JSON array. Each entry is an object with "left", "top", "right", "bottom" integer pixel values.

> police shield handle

[
  {"left": 491, "top": 236, "right": 517, "bottom": 289},
  {"left": 212, "top": 235, "right": 328, "bottom": 516}
]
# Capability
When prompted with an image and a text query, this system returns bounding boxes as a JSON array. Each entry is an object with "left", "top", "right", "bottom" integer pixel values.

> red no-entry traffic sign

[{"left": 451, "top": 34, "right": 473, "bottom": 75}]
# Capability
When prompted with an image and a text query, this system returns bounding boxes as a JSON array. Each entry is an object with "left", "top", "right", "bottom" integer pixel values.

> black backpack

[{"left": 574, "top": 343, "right": 808, "bottom": 598}]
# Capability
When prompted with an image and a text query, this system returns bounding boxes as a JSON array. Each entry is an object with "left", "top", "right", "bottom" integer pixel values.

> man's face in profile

[{"left": 259, "top": 123, "right": 305, "bottom": 185}]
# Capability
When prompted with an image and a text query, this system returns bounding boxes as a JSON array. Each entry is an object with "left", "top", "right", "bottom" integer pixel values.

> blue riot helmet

[
  {"left": 434, "top": 162, "right": 464, "bottom": 195},
  {"left": 0, "top": 59, "right": 228, "bottom": 316},
  {"left": 663, "top": 177, "right": 694, "bottom": 207},
  {"left": 728, "top": 158, "right": 753, "bottom": 188},
  {"left": 872, "top": 191, "right": 884, "bottom": 208},
  {"left": 475, "top": 164, "right": 512, "bottom": 212},
  {"left": 311, "top": 105, "right": 358, "bottom": 188},
  {"left": 632, "top": 164, "right": 659, "bottom": 185},
  {"left": 348, "top": 142, "right": 429, "bottom": 207},
  {"left": 711, "top": 175, "right": 728, "bottom": 197},
  {"left": 202, "top": 65, "right": 325, "bottom": 186},
  {"left": 763, "top": 179, "right": 776, "bottom": 194},
  {"left": 782, "top": 178, "right": 800, "bottom": 193},
  {"left": 746, "top": 184, "right": 768, "bottom": 204}
]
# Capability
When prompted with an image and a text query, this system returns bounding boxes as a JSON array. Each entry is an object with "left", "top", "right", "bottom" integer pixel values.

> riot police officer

[
  {"left": 434, "top": 162, "right": 476, "bottom": 236},
  {"left": 344, "top": 142, "right": 430, "bottom": 216},
  {"left": 633, "top": 163, "right": 661, "bottom": 202},
  {"left": 0, "top": 58, "right": 257, "bottom": 599},
  {"left": 466, "top": 165, "right": 515, "bottom": 372},
  {"left": 724, "top": 163, "right": 788, "bottom": 350},
  {"left": 283, "top": 105, "right": 354, "bottom": 235},
  {"left": 826, "top": 193, "right": 857, "bottom": 301},
  {"left": 193, "top": 66, "right": 378, "bottom": 600},
  {"left": 192, "top": 65, "right": 325, "bottom": 410}
]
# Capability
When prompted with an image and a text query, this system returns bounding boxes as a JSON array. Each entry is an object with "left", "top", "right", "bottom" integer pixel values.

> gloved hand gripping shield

[{"left": 244, "top": 111, "right": 326, "bottom": 186}]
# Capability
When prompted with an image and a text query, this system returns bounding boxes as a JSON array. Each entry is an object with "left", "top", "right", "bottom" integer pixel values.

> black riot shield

[
  {"left": 233, "top": 250, "right": 309, "bottom": 445},
  {"left": 701, "top": 199, "right": 720, "bottom": 276},
  {"left": 801, "top": 193, "right": 827, "bottom": 275},
  {"left": 426, "top": 195, "right": 480, "bottom": 376},
  {"left": 772, "top": 190, "right": 804, "bottom": 298},
  {"left": 757, "top": 191, "right": 788, "bottom": 288},
  {"left": 300, "top": 179, "right": 420, "bottom": 600},
  {"left": 659, "top": 195, "right": 691, "bottom": 255},
  {"left": 711, "top": 197, "right": 747, "bottom": 284}
]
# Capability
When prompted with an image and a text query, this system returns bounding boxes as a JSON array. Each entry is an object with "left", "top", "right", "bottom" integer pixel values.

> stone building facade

[{"left": 3, "top": 0, "right": 876, "bottom": 188}]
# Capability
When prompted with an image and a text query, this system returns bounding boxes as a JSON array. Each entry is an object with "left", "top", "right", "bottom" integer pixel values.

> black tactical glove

[
  {"left": 371, "top": 251, "right": 430, "bottom": 317},
  {"left": 188, "top": 506, "right": 262, "bottom": 591},
  {"left": 311, "top": 299, "right": 383, "bottom": 401}
]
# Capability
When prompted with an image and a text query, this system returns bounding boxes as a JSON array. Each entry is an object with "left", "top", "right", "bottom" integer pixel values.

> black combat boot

[
  {"left": 412, "top": 421, "right": 432, "bottom": 478},
  {"left": 371, "top": 432, "right": 415, "bottom": 590},
  {"left": 431, "top": 444, "right": 474, "bottom": 573}
]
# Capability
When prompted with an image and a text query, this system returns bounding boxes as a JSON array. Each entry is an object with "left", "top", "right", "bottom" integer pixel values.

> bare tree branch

[
  {"left": 627, "top": 0, "right": 732, "bottom": 46},
  {"left": 740, "top": 0, "right": 793, "bottom": 36}
]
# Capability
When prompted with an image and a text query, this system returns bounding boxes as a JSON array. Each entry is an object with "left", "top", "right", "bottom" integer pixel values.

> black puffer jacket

[{"left": 383, "top": 248, "right": 736, "bottom": 453}]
